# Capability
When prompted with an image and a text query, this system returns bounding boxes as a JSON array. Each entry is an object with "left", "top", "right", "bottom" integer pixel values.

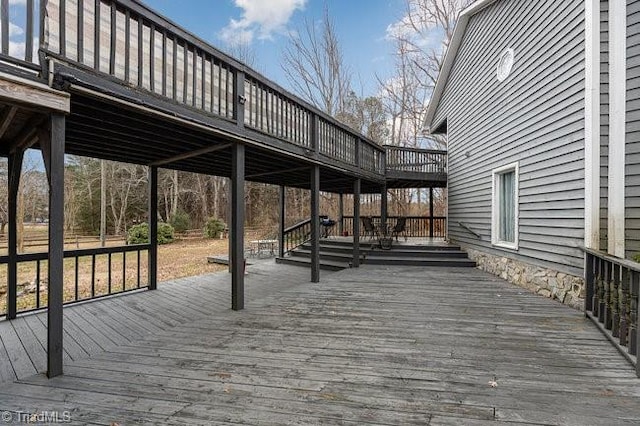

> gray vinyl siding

[
  {"left": 601, "top": 1, "right": 609, "bottom": 251},
  {"left": 627, "top": 0, "right": 640, "bottom": 258},
  {"left": 435, "top": 0, "right": 585, "bottom": 276}
]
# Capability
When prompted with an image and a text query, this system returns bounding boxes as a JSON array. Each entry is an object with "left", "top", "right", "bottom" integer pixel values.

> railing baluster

[
  {"left": 612, "top": 264, "right": 621, "bottom": 337},
  {"left": 35, "top": 260, "right": 40, "bottom": 308},
  {"left": 91, "top": 254, "right": 96, "bottom": 297},
  {"left": 620, "top": 267, "right": 630, "bottom": 347},
  {"left": 108, "top": 252, "right": 112, "bottom": 294},
  {"left": 631, "top": 271, "right": 639, "bottom": 356},
  {"left": 605, "top": 261, "right": 613, "bottom": 329},
  {"left": 192, "top": 48, "right": 197, "bottom": 107},
  {"left": 26, "top": 0, "right": 34, "bottom": 62},
  {"left": 124, "top": 9, "right": 130, "bottom": 81},
  {"left": 163, "top": 31, "right": 168, "bottom": 97},
  {"left": 172, "top": 37, "right": 178, "bottom": 100},
  {"left": 109, "top": 1, "right": 116, "bottom": 74},
  {"left": 122, "top": 250, "right": 127, "bottom": 290},
  {"left": 59, "top": 0, "right": 66, "bottom": 56},
  {"left": 137, "top": 16, "right": 143, "bottom": 85},
  {"left": 94, "top": 0, "right": 100, "bottom": 70},
  {"left": 75, "top": 256, "right": 79, "bottom": 300},
  {"left": 137, "top": 249, "right": 141, "bottom": 288},
  {"left": 149, "top": 23, "right": 155, "bottom": 92}
]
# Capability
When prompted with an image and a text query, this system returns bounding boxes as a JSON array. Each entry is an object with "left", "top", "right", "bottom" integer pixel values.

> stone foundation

[{"left": 465, "top": 248, "right": 585, "bottom": 310}]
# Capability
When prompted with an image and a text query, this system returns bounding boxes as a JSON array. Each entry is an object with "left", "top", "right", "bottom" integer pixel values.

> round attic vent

[{"left": 496, "top": 48, "right": 515, "bottom": 82}]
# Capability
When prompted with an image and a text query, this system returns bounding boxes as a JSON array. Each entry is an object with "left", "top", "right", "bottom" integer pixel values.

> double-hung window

[{"left": 492, "top": 162, "right": 519, "bottom": 250}]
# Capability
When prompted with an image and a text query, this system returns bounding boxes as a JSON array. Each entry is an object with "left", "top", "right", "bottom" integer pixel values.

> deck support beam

[
  {"left": 429, "top": 187, "right": 434, "bottom": 238},
  {"left": 310, "top": 166, "right": 320, "bottom": 282},
  {"left": 278, "top": 185, "right": 285, "bottom": 258},
  {"left": 380, "top": 184, "right": 388, "bottom": 233},
  {"left": 231, "top": 143, "right": 245, "bottom": 310},
  {"left": 43, "top": 113, "right": 65, "bottom": 378},
  {"left": 353, "top": 179, "right": 361, "bottom": 268},
  {"left": 338, "top": 193, "right": 344, "bottom": 236},
  {"left": 148, "top": 165, "right": 158, "bottom": 290},
  {"left": 7, "top": 148, "right": 23, "bottom": 320}
]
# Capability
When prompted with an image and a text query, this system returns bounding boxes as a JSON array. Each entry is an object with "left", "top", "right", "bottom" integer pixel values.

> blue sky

[{"left": 143, "top": 0, "right": 404, "bottom": 97}]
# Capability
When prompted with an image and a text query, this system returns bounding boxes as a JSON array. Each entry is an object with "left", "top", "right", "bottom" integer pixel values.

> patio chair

[
  {"left": 361, "top": 216, "right": 380, "bottom": 240},
  {"left": 390, "top": 217, "right": 408, "bottom": 241}
]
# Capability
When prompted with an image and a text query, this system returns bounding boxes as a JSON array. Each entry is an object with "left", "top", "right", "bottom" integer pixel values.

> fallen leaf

[{"left": 488, "top": 380, "right": 498, "bottom": 388}]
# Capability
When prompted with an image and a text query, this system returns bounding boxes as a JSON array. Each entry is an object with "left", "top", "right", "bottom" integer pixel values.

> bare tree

[{"left": 282, "top": 6, "right": 351, "bottom": 116}]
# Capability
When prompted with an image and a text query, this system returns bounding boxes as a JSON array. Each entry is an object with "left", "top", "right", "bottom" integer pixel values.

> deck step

[
  {"left": 316, "top": 239, "right": 461, "bottom": 251},
  {"left": 275, "top": 256, "right": 350, "bottom": 271},
  {"left": 363, "top": 256, "right": 476, "bottom": 267},
  {"left": 291, "top": 249, "right": 363, "bottom": 263}
]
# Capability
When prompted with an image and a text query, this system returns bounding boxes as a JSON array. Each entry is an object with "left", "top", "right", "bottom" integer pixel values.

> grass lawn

[{"left": 0, "top": 238, "right": 229, "bottom": 315}]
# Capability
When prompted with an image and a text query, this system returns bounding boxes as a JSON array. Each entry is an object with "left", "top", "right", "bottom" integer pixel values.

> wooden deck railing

[
  {"left": 0, "top": 244, "right": 149, "bottom": 317},
  {"left": 583, "top": 247, "right": 640, "bottom": 375},
  {"left": 27, "top": 0, "right": 385, "bottom": 175},
  {"left": 385, "top": 146, "right": 447, "bottom": 175},
  {"left": 282, "top": 218, "right": 312, "bottom": 255},
  {"left": 341, "top": 216, "right": 446, "bottom": 238}
]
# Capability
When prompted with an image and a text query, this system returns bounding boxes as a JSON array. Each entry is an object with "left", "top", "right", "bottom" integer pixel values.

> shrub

[
  {"left": 204, "top": 217, "right": 226, "bottom": 239},
  {"left": 171, "top": 210, "right": 191, "bottom": 233},
  {"left": 127, "top": 222, "right": 175, "bottom": 245},
  {"left": 634, "top": 254, "right": 640, "bottom": 264},
  {"left": 158, "top": 223, "right": 175, "bottom": 244}
]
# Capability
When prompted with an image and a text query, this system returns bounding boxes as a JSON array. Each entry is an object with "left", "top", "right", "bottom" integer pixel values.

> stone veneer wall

[{"left": 465, "top": 248, "right": 585, "bottom": 310}]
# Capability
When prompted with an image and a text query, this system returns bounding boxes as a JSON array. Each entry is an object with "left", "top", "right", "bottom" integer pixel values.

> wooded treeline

[{"left": 0, "top": 0, "right": 463, "bottom": 238}]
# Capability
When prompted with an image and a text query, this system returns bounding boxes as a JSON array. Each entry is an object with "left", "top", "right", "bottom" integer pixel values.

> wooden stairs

[{"left": 275, "top": 239, "right": 476, "bottom": 270}]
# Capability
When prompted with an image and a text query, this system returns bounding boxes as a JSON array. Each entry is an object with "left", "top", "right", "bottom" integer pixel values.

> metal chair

[
  {"left": 390, "top": 217, "right": 408, "bottom": 241},
  {"left": 361, "top": 216, "right": 379, "bottom": 240}
]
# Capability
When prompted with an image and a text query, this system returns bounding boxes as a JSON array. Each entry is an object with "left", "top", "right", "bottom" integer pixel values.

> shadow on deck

[{"left": 1, "top": 262, "right": 639, "bottom": 424}]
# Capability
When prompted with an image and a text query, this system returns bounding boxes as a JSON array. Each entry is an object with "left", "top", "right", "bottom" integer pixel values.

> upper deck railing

[
  {"left": 0, "top": 0, "right": 441, "bottom": 182},
  {"left": 0, "top": 0, "right": 382, "bottom": 175},
  {"left": 384, "top": 145, "right": 447, "bottom": 175}
]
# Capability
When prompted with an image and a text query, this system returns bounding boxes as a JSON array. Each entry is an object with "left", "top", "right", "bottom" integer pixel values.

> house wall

[
  {"left": 433, "top": 0, "right": 585, "bottom": 281},
  {"left": 601, "top": 0, "right": 610, "bottom": 251},
  {"left": 627, "top": 0, "right": 640, "bottom": 258}
]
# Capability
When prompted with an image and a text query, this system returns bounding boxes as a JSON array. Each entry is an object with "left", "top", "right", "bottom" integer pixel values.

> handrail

[
  {"left": 581, "top": 247, "right": 640, "bottom": 274},
  {"left": 458, "top": 222, "right": 481, "bottom": 239},
  {"left": 0, "top": 244, "right": 150, "bottom": 317},
  {"left": 282, "top": 218, "right": 313, "bottom": 255},
  {"left": 582, "top": 247, "right": 640, "bottom": 374}
]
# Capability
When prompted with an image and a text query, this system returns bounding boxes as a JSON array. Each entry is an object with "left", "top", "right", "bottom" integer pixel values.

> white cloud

[
  {"left": 219, "top": 0, "right": 306, "bottom": 45},
  {"left": 0, "top": 21, "right": 24, "bottom": 37}
]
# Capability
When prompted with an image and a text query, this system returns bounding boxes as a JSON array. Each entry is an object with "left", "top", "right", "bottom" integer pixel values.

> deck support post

[
  {"left": 429, "top": 187, "right": 434, "bottom": 238},
  {"left": 148, "top": 165, "right": 158, "bottom": 290},
  {"left": 7, "top": 148, "right": 23, "bottom": 320},
  {"left": 231, "top": 143, "right": 245, "bottom": 310},
  {"left": 42, "top": 113, "right": 65, "bottom": 378},
  {"left": 310, "top": 166, "right": 320, "bottom": 282},
  {"left": 278, "top": 185, "right": 285, "bottom": 258},
  {"left": 338, "top": 193, "right": 344, "bottom": 236},
  {"left": 380, "top": 184, "right": 388, "bottom": 234},
  {"left": 353, "top": 179, "right": 361, "bottom": 268}
]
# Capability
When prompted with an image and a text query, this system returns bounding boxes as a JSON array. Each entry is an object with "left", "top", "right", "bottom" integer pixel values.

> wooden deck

[{"left": 1, "top": 262, "right": 640, "bottom": 424}]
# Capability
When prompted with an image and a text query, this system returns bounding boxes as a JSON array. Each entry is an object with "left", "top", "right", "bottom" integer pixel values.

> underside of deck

[{"left": 0, "top": 262, "right": 639, "bottom": 425}]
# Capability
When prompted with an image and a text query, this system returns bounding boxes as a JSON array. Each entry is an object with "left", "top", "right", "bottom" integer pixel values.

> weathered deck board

[{"left": 0, "top": 262, "right": 639, "bottom": 424}]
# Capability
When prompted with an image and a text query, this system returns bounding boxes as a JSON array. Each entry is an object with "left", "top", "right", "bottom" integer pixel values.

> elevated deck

[
  {"left": 0, "top": 262, "right": 639, "bottom": 424},
  {"left": 0, "top": 0, "right": 446, "bottom": 192}
]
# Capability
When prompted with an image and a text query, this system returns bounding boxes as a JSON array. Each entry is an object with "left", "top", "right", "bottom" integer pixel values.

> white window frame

[{"left": 491, "top": 162, "right": 519, "bottom": 250}]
